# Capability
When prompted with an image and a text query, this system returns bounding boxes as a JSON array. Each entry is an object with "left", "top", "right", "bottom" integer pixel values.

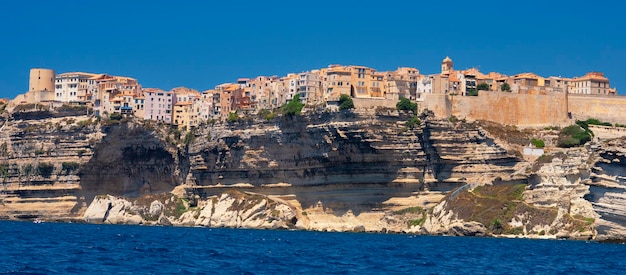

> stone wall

[
  {"left": 353, "top": 97, "right": 397, "bottom": 109},
  {"left": 568, "top": 94, "right": 626, "bottom": 124},
  {"left": 423, "top": 92, "right": 569, "bottom": 127}
]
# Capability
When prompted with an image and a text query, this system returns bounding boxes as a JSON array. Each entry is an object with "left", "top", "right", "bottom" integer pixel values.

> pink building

[{"left": 143, "top": 88, "right": 175, "bottom": 123}]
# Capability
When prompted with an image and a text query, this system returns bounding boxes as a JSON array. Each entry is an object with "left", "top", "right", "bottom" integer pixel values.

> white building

[
  {"left": 143, "top": 89, "right": 174, "bottom": 123},
  {"left": 54, "top": 72, "right": 97, "bottom": 103}
]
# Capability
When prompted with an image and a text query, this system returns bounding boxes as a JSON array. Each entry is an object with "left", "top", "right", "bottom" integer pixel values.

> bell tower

[{"left": 441, "top": 56, "right": 453, "bottom": 75}]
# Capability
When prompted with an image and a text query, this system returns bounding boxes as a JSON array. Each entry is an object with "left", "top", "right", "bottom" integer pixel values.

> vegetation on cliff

[
  {"left": 282, "top": 94, "right": 305, "bottom": 116},
  {"left": 396, "top": 97, "right": 417, "bottom": 113},
  {"left": 338, "top": 94, "right": 354, "bottom": 110}
]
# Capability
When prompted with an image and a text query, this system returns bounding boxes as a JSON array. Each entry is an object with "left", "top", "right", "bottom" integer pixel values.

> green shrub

[
  {"left": 396, "top": 97, "right": 417, "bottom": 113},
  {"left": 407, "top": 116, "right": 421, "bottom": 129},
  {"left": 227, "top": 112, "right": 240, "bottom": 123},
  {"left": 501, "top": 83, "right": 511, "bottom": 92},
  {"left": 338, "top": 94, "right": 354, "bottom": 110},
  {"left": 37, "top": 163, "right": 55, "bottom": 178},
  {"left": 61, "top": 162, "right": 80, "bottom": 174},
  {"left": 585, "top": 118, "right": 612, "bottom": 127},
  {"left": 477, "top": 83, "right": 490, "bottom": 91},
  {"left": 466, "top": 88, "right": 478, "bottom": 96},
  {"left": 530, "top": 138, "right": 545, "bottom": 148},
  {"left": 109, "top": 112, "right": 123, "bottom": 121},
  {"left": 558, "top": 124, "right": 592, "bottom": 148},
  {"left": 282, "top": 94, "right": 304, "bottom": 116},
  {"left": 183, "top": 131, "right": 195, "bottom": 146}
]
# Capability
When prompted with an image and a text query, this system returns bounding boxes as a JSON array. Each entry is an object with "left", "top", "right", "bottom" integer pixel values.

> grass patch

[{"left": 447, "top": 184, "right": 557, "bottom": 235}]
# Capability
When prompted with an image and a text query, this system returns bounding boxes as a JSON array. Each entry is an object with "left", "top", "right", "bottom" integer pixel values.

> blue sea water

[{"left": 0, "top": 221, "right": 624, "bottom": 274}]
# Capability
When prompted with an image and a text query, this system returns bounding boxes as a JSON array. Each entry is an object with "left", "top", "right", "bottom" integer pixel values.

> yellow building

[
  {"left": 323, "top": 65, "right": 352, "bottom": 101},
  {"left": 383, "top": 67, "right": 419, "bottom": 100},
  {"left": 173, "top": 101, "right": 196, "bottom": 130}
]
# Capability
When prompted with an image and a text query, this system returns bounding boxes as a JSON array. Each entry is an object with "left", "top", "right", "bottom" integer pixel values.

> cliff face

[
  {"left": 585, "top": 138, "right": 626, "bottom": 241},
  {"left": 0, "top": 114, "right": 183, "bottom": 220},
  {"left": 188, "top": 110, "right": 519, "bottom": 188},
  {"left": 2, "top": 109, "right": 626, "bottom": 241}
]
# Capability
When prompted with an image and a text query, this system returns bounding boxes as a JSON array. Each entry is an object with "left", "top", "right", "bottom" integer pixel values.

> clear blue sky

[{"left": 1, "top": 0, "right": 624, "bottom": 99}]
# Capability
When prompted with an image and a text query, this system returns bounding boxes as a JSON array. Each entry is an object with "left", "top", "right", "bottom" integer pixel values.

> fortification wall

[
  {"left": 568, "top": 94, "right": 626, "bottom": 124},
  {"left": 353, "top": 97, "right": 397, "bottom": 109},
  {"left": 423, "top": 92, "right": 569, "bottom": 127}
]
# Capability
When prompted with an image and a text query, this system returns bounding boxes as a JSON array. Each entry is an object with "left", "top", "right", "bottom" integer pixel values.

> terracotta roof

[
  {"left": 572, "top": 72, "right": 609, "bottom": 82},
  {"left": 514, "top": 72, "right": 542, "bottom": 79}
]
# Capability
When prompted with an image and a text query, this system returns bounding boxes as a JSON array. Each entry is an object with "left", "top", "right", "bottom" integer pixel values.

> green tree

[
  {"left": 282, "top": 94, "right": 304, "bottom": 116},
  {"left": 407, "top": 116, "right": 421, "bottom": 129},
  {"left": 477, "top": 83, "right": 490, "bottom": 91},
  {"left": 501, "top": 83, "right": 511, "bottom": 92},
  {"left": 557, "top": 124, "right": 592, "bottom": 148},
  {"left": 338, "top": 94, "right": 354, "bottom": 110},
  {"left": 467, "top": 88, "right": 478, "bottom": 96},
  {"left": 109, "top": 112, "right": 123, "bottom": 120},
  {"left": 396, "top": 97, "right": 418, "bottom": 113},
  {"left": 227, "top": 112, "right": 239, "bottom": 123}
]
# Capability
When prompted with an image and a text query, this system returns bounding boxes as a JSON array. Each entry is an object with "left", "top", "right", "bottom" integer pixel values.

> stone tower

[
  {"left": 441, "top": 56, "right": 453, "bottom": 75},
  {"left": 29, "top": 68, "right": 55, "bottom": 92}
]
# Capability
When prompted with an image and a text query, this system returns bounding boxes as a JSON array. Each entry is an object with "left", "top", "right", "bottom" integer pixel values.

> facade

[
  {"left": 385, "top": 67, "right": 419, "bottom": 100},
  {"left": 297, "top": 70, "right": 322, "bottom": 104},
  {"left": 323, "top": 65, "right": 352, "bottom": 101},
  {"left": 143, "top": 89, "right": 174, "bottom": 123},
  {"left": 570, "top": 72, "right": 615, "bottom": 95},
  {"left": 54, "top": 72, "right": 97, "bottom": 103},
  {"left": 173, "top": 101, "right": 197, "bottom": 129}
]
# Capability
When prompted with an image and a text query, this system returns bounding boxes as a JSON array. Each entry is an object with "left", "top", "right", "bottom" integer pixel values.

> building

[
  {"left": 322, "top": 65, "right": 352, "bottom": 101},
  {"left": 384, "top": 67, "right": 419, "bottom": 100},
  {"left": 54, "top": 72, "right": 98, "bottom": 103},
  {"left": 173, "top": 101, "right": 197, "bottom": 130},
  {"left": 297, "top": 70, "right": 322, "bottom": 104},
  {"left": 570, "top": 72, "right": 616, "bottom": 95},
  {"left": 143, "top": 89, "right": 174, "bottom": 123}
]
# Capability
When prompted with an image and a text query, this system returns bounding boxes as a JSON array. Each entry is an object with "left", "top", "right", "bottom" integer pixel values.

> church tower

[{"left": 441, "top": 56, "right": 453, "bottom": 75}]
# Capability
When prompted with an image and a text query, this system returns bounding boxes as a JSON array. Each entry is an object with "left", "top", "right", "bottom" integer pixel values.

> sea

[{"left": 0, "top": 221, "right": 624, "bottom": 274}]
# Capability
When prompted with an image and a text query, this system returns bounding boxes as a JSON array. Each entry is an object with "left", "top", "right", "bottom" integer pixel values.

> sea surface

[{"left": 0, "top": 221, "right": 624, "bottom": 274}]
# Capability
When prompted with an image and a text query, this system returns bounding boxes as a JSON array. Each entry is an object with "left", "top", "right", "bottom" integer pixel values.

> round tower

[{"left": 29, "top": 68, "right": 55, "bottom": 92}]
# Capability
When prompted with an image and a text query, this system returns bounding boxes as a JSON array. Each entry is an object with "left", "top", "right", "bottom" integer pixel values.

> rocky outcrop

[
  {"left": 84, "top": 190, "right": 299, "bottom": 229},
  {"left": 584, "top": 138, "right": 626, "bottom": 241}
]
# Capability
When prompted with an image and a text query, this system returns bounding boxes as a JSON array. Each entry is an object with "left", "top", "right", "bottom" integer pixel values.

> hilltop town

[
  {"left": 2, "top": 57, "right": 620, "bottom": 129},
  {"left": 1, "top": 57, "right": 626, "bottom": 241}
]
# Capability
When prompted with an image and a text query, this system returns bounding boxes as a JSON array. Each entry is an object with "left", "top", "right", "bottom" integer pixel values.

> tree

[
  {"left": 466, "top": 88, "right": 478, "bottom": 96},
  {"left": 557, "top": 124, "right": 592, "bottom": 148},
  {"left": 396, "top": 97, "right": 418, "bottom": 113},
  {"left": 501, "top": 83, "right": 511, "bottom": 92},
  {"left": 338, "top": 94, "right": 354, "bottom": 110},
  {"left": 282, "top": 94, "right": 304, "bottom": 116},
  {"left": 407, "top": 116, "right": 421, "bottom": 129},
  {"left": 477, "top": 83, "right": 490, "bottom": 91},
  {"left": 227, "top": 111, "right": 239, "bottom": 123}
]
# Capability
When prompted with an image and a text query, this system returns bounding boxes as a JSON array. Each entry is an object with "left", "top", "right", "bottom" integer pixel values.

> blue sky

[{"left": 1, "top": 0, "right": 624, "bottom": 99}]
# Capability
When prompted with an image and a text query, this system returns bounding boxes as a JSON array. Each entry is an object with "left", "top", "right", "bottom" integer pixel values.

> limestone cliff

[
  {"left": 2, "top": 108, "right": 626, "bottom": 241},
  {"left": 0, "top": 111, "right": 184, "bottom": 220},
  {"left": 83, "top": 190, "right": 299, "bottom": 230}
]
